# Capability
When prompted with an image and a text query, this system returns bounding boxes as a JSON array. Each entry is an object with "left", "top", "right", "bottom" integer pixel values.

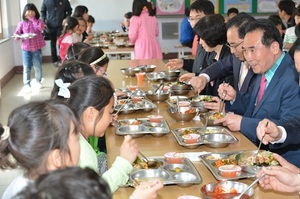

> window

[{"left": 0, "top": 1, "right": 3, "bottom": 39}]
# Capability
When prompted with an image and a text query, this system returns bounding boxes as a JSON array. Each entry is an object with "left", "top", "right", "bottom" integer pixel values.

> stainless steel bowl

[
  {"left": 139, "top": 65, "right": 157, "bottom": 73},
  {"left": 120, "top": 68, "right": 140, "bottom": 77},
  {"left": 202, "top": 133, "right": 234, "bottom": 148},
  {"left": 164, "top": 75, "right": 178, "bottom": 82},
  {"left": 170, "top": 82, "right": 191, "bottom": 90},
  {"left": 172, "top": 89, "right": 191, "bottom": 95},
  {"left": 146, "top": 90, "right": 170, "bottom": 102},
  {"left": 201, "top": 181, "right": 254, "bottom": 199},
  {"left": 163, "top": 70, "right": 181, "bottom": 77},
  {"left": 167, "top": 107, "right": 197, "bottom": 122}
]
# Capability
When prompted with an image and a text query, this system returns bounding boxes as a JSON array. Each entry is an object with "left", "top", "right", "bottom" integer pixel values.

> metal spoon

[
  {"left": 256, "top": 121, "right": 269, "bottom": 155},
  {"left": 138, "top": 151, "right": 149, "bottom": 163},
  {"left": 234, "top": 173, "right": 266, "bottom": 199},
  {"left": 154, "top": 82, "right": 164, "bottom": 94}
]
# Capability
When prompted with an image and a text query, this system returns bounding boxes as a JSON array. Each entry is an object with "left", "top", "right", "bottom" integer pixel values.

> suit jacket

[
  {"left": 183, "top": 44, "right": 213, "bottom": 73},
  {"left": 231, "top": 53, "right": 300, "bottom": 167},
  {"left": 201, "top": 54, "right": 257, "bottom": 114}
]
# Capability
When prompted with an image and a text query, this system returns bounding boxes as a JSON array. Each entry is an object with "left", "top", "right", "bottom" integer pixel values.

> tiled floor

[{"left": 0, "top": 63, "right": 57, "bottom": 197}]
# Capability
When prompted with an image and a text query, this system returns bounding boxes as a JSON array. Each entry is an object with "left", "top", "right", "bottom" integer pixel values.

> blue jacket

[
  {"left": 201, "top": 54, "right": 257, "bottom": 115},
  {"left": 231, "top": 53, "right": 300, "bottom": 167},
  {"left": 41, "top": 0, "right": 72, "bottom": 29},
  {"left": 179, "top": 17, "right": 194, "bottom": 44}
]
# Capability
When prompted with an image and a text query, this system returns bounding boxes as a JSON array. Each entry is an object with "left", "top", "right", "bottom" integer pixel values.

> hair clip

[
  {"left": 55, "top": 79, "right": 71, "bottom": 98},
  {"left": 1, "top": 126, "right": 10, "bottom": 141},
  {"left": 90, "top": 53, "right": 107, "bottom": 65}
]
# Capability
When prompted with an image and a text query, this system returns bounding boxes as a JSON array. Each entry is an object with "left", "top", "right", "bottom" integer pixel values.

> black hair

[
  {"left": 269, "top": 14, "right": 286, "bottom": 30},
  {"left": 132, "top": 0, "right": 155, "bottom": 16},
  {"left": 66, "top": 75, "right": 114, "bottom": 121},
  {"left": 88, "top": 15, "right": 95, "bottom": 23},
  {"left": 288, "top": 38, "right": 300, "bottom": 59},
  {"left": 288, "top": 23, "right": 300, "bottom": 59},
  {"left": 227, "top": 7, "right": 239, "bottom": 16},
  {"left": 189, "top": 0, "right": 215, "bottom": 15},
  {"left": 66, "top": 42, "right": 91, "bottom": 61},
  {"left": 78, "top": 47, "right": 109, "bottom": 68},
  {"left": 60, "top": 16, "right": 79, "bottom": 37},
  {"left": 194, "top": 15, "right": 227, "bottom": 48},
  {"left": 72, "top": 5, "right": 89, "bottom": 18},
  {"left": 245, "top": 18, "right": 283, "bottom": 50},
  {"left": 226, "top": 13, "right": 255, "bottom": 39},
  {"left": 278, "top": 0, "right": 295, "bottom": 16},
  {"left": 22, "top": 3, "right": 40, "bottom": 21},
  {"left": 16, "top": 167, "right": 111, "bottom": 199},
  {"left": 184, "top": 7, "right": 190, "bottom": 17},
  {"left": 51, "top": 60, "right": 95, "bottom": 99},
  {"left": 124, "top": 12, "right": 133, "bottom": 20},
  {"left": 0, "top": 100, "right": 80, "bottom": 178}
]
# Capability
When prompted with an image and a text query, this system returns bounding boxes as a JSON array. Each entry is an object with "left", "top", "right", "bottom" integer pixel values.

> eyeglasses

[
  {"left": 188, "top": 17, "right": 202, "bottom": 22},
  {"left": 95, "top": 65, "right": 107, "bottom": 76},
  {"left": 226, "top": 40, "right": 243, "bottom": 49}
]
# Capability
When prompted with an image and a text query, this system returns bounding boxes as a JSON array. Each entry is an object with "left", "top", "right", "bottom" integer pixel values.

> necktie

[
  {"left": 257, "top": 74, "right": 267, "bottom": 105},
  {"left": 238, "top": 62, "right": 249, "bottom": 90}
]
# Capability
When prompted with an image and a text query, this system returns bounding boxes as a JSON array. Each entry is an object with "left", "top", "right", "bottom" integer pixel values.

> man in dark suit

[
  {"left": 216, "top": 19, "right": 300, "bottom": 167},
  {"left": 187, "top": 13, "right": 257, "bottom": 114}
]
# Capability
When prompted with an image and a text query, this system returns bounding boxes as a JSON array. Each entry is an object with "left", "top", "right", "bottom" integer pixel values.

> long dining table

[{"left": 106, "top": 59, "right": 298, "bottom": 199}]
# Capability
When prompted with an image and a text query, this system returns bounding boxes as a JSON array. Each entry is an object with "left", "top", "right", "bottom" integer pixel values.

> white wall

[{"left": 0, "top": 0, "right": 22, "bottom": 80}]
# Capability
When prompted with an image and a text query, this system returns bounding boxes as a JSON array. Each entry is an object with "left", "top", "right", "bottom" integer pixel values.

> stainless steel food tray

[
  {"left": 165, "top": 96, "right": 189, "bottom": 107},
  {"left": 146, "top": 72, "right": 166, "bottom": 81},
  {"left": 115, "top": 118, "right": 170, "bottom": 138},
  {"left": 114, "top": 99, "right": 157, "bottom": 114},
  {"left": 199, "top": 151, "right": 256, "bottom": 180},
  {"left": 128, "top": 156, "right": 202, "bottom": 187},
  {"left": 116, "top": 88, "right": 145, "bottom": 99},
  {"left": 171, "top": 127, "right": 238, "bottom": 149}
]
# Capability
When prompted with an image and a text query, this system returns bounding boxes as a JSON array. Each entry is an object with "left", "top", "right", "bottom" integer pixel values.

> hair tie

[
  {"left": 1, "top": 126, "right": 10, "bottom": 141},
  {"left": 90, "top": 54, "right": 107, "bottom": 65},
  {"left": 55, "top": 79, "right": 71, "bottom": 98}
]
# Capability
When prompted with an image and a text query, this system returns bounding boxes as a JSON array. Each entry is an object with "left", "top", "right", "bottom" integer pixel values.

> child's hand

[
  {"left": 110, "top": 114, "right": 118, "bottom": 126},
  {"left": 120, "top": 135, "right": 138, "bottom": 164},
  {"left": 131, "top": 179, "right": 163, "bottom": 199}
]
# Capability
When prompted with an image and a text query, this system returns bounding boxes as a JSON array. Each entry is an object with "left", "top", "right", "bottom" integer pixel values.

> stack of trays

[
  {"left": 128, "top": 157, "right": 202, "bottom": 187},
  {"left": 172, "top": 127, "right": 238, "bottom": 149},
  {"left": 115, "top": 118, "right": 170, "bottom": 138}
]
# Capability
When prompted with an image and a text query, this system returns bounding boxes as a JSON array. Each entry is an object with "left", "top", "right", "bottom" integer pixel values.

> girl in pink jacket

[{"left": 129, "top": 0, "right": 162, "bottom": 59}]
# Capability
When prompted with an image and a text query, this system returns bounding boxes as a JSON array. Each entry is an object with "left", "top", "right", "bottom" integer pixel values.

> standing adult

[
  {"left": 278, "top": 0, "right": 295, "bottom": 28},
  {"left": 129, "top": 0, "right": 162, "bottom": 59},
  {"left": 41, "top": 0, "right": 72, "bottom": 67}
]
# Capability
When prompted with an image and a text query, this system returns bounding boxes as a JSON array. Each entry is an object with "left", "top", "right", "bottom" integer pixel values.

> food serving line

[{"left": 105, "top": 59, "right": 298, "bottom": 199}]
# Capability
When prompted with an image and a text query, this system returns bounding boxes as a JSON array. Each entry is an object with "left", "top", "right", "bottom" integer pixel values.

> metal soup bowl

[
  {"left": 120, "top": 68, "right": 140, "bottom": 77},
  {"left": 146, "top": 90, "right": 170, "bottom": 102},
  {"left": 167, "top": 107, "right": 197, "bottom": 122},
  {"left": 139, "top": 65, "right": 157, "bottom": 73},
  {"left": 201, "top": 181, "right": 254, "bottom": 199}
]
